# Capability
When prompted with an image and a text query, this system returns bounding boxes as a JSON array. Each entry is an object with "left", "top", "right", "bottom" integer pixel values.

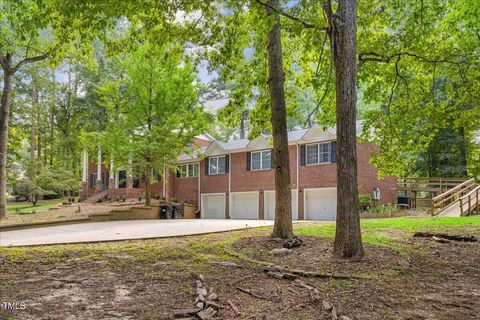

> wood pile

[{"left": 173, "top": 274, "right": 239, "bottom": 319}]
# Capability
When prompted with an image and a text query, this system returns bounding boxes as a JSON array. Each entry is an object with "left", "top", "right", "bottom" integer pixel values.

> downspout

[
  {"left": 296, "top": 143, "right": 300, "bottom": 219},
  {"left": 228, "top": 153, "right": 232, "bottom": 219},
  {"left": 198, "top": 160, "right": 201, "bottom": 209}
]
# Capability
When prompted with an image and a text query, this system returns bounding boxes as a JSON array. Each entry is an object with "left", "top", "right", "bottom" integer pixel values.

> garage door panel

[
  {"left": 265, "top": 190, "right": 298, "bottom": 220},
  {"left": 231, "top": 192, "right": 259, "bottom": 219},
  {"left": 202, "top": 194, "right": 225, "bottom": 219},
  {"left": 305, "top": 188, "right": 337, "bottom": 220}
]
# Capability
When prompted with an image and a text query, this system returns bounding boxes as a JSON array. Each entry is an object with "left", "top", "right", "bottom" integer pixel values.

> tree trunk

[
  {"left": 266, "top": 0, "right": 293, "bottom": 239},
  {"left": 145, "top": 167, "right": 151, "bottom": 206},
  {"left": 458, "top": 127, "right": 468, "bottom": 178},
  {"left": 0, "top": 59, "right": 13, "bottom": 220},
  {"left": 326, "top": 0, "right": 364, "bottom": 258}
]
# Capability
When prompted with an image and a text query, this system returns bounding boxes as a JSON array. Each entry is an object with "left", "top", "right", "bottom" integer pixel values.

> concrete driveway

[{"left": 0, "top": 219, "right": 275, "bottom": 247}]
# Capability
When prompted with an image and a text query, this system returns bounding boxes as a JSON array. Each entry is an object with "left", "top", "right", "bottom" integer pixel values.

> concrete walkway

[{"left": 0, "top": 219, "right": 275, "bottom": 247}]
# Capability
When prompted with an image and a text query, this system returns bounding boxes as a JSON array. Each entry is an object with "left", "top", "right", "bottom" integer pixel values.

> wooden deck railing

[
  {"left": 430, "top": 178, "right": 476, "bottom": 216},
  {"left": 459, "top": 185, "right": 480, "bottom": 216},
  {"left": 397, "top": 177, "right": 469, "bottom": 193}
]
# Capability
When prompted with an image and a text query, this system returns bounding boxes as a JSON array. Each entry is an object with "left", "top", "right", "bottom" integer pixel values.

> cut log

[
  {"left": 212, "top": 261, "right": 242, "bottom": 268},
  {"left": 173, "top": 308, "right": 201, "bottom": 318},
  {"left": 266, "top": 271, "right": 284, "bottom": 279},
  {"left": 227, "top": 300, "right": 241, "bottom": 316},
  {"left": 197, "top": 307, "right": 217, "bottom": 320},
  {"left": 432, "top": 236, "right": 451, "bottom": 244},
  {"left": 413, "top": 232, "right": 477, "bottom": 242}
]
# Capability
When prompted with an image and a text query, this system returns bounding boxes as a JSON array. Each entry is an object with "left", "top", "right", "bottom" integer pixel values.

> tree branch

[
  {"left": 13, "top": 53, "right": 49, "bottom": 74},
  {"left": 358, "top": 51, "right": 464, "bottom": 67},
  {"left": 254, "top": 0, "right": 327, "bottom": 31},
  {"left": 0, "top": 52, "right": 6, "bottom": 70}
]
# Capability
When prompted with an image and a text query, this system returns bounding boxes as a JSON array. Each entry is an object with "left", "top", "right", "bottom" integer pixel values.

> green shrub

[{"left": 367, "top": 204, "right": 398, "bottom": 214}]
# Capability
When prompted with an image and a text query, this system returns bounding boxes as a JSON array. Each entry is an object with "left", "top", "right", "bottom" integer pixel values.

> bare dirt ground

[{"left": 1, "top": 223, "right": 479, "bottom": 320}]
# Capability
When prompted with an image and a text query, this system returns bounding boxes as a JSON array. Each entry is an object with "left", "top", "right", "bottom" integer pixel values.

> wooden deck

[{"left": 398, "top": 177, "right": 479, "bottom": 216}]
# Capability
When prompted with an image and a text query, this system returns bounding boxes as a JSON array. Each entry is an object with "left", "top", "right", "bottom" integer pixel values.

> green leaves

[{"left": 96, "top": 41, "right": 208, "bottom": 176}]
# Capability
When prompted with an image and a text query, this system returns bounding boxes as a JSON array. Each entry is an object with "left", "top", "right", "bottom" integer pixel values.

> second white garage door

[
  {"left": 201, "top": 193, "right": 226, "bottom": 219},
  {"left": 304, "top": 188, "right": 337, "bottom": 220},
  {"left": 264, "top": 190, "right": 298, "bottom": 220},
  {"left": 230, "top": 192, "right": 259, "bottom": 219}
]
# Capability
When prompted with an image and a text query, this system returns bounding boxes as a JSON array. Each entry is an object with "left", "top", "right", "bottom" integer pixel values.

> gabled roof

[
  {"left": 178, "top": 121, "right": 364, "bottom": 161},
  {"left": 177, "top": 146, "right": 208, "bottom": 162}
]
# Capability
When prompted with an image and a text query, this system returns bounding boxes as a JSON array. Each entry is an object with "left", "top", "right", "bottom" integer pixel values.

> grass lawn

[
  {"left": 296, "top": 216, "right": 480, "bottom": 245},
  {"left": 6, "top": 199, "right": 63, "bottom": 214},
  {"left": 1, "top": 216, "right": 479, "bottom": 320}
]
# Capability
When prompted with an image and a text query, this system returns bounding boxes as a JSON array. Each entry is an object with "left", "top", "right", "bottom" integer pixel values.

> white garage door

[
  {"left": 201, "top": 194, "right": 225, "bottom": 219},
  {"left": 304, "top": 188, "right": 337, "bottom": 220},
  {"left": 230, "top": 192, "right": 259, "bottom": 219},
  {"left": 264, "top": 190, "right": 298, "bottom": 220}
]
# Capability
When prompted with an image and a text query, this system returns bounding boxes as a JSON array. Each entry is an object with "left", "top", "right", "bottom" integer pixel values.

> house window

[
  {"left": 306, "top": 142, "right": 331, "bottom": 165},
  {"left": 179, "top": 163, "right": 199, "bottom": 178},
  {"left": 251, "top": 150, "right": 272, "bottom": 171},
  {"left": 209, "top": 156, "right": 226, "bottom": 175},
  {"left": 90, "top": 173, "right": 98, "bottom": 188},
  {"left": 118, "top": 170, "right": 127, "bottom": 188}
]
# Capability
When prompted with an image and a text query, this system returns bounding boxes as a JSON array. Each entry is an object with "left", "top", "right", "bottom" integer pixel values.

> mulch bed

[
  {"left": 1, "top": 228, "right": 479, "bottom": 320},
  {"left": 231, "top": 236, "right": 403, "bottom": 276}
]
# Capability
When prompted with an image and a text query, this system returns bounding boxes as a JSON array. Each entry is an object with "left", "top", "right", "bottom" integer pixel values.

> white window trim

[
  {"left": 306, "top": 142, "right": 331, "bottom": 165},
  {"left": 250, "top": 149, "right": 272, "bottom": 171},
  {"left": 178, "top": 163, "right": 199, "bottom": 178},
  {"left": 209, "top": 155, "right": 226, "bottom": 175}
]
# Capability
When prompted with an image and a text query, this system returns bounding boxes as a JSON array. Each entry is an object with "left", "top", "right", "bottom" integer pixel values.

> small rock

[
  {"left": 340, "top": 316, "right": 353, "bottom": 320},
  {"left": 269, "top": 248, "right": 293, "bottom": 256},
  {"left": 397, "top": 258, "right": 410, "bottom": 269},
  {"left": 322, "top": 300, "right": 334, "bottom": 311},
  {"left": 270, "top": 237, "right": 283, "bottom": 242},
  {"left": 195, "top": 301, "right": 204, "bottom": 309},
  {"left": 283, "top": 236, "right": 303, "bottom": 249}
]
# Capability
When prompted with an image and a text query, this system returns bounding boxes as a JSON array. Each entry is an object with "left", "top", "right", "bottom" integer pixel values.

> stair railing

[
  {"left": 459, "top": 185, "right": 480, "bottom": 216},
  {"left": 430, "top": 178, "right": 476, "bottom": 216}
]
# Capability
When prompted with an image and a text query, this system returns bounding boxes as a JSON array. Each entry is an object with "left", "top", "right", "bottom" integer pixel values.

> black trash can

[
  {"left": 160, "top": 205, "right": 173, "bottom": 219},
  {"left": 171, "top": 204, "right": 182, "bottom": 219}
]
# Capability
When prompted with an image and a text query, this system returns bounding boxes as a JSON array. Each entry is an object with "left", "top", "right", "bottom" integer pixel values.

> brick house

[{"left": 81, "top": 124, "right": 397, "bottom": 220}]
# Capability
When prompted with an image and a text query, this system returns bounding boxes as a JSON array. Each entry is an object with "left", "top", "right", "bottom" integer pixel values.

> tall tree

[
  {"left": 97, "top": 42, "right": 208, "bottom": 206},
  {"left": 323, "top": 0, "right": 364, "bottom": 258},
  {"left": 0, "top": 0, "right": 74, "bottom": 219},
  {"left": 266, "top": 0, "right": 293, "bottom": 238}
]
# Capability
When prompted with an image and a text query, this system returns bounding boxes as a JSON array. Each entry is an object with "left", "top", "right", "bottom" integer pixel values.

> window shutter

[
  {"left": 300, "top": 145, "right": 306, "bottom": 166},
  {"left": 246, "top": 152, "right": 251, "bottom": 171},
  {"left": 270, "top": 149, "right": 275, "bottom": 169},
  {"left": 331, "top": 141, "right": 337, "bottom": 163},
  {"left": 225, "top": 155, "right": 230, "bottom": 173},
  {"left": 176, "top": 169, "right": 181, "bottom": 178},
  {"left": 205, "top": 158, "right": 209, "bottom": 175}
]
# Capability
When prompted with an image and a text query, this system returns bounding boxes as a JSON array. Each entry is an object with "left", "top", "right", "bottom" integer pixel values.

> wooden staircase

[{"left": 431, "top": 178, "right": 479, "bottom": 217}]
